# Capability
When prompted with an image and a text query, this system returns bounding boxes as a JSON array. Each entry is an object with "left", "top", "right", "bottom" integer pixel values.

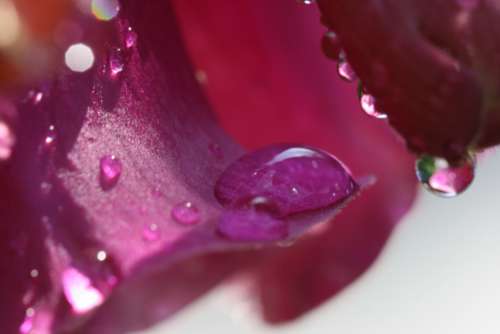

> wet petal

[
  {"left": 174, "top": 0, "right": 417, "bottom": 323},
  {"left": 317, "top": 0, "right": 500, "bottom": 160}
]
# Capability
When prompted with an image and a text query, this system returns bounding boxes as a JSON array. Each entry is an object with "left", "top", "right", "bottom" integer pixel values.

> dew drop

[
  {"left": 96, "top": 250, "right": 107, "bottom": 262},
  {"left": 360, "top": 93, "right": 387, "bottom": 119},
  {"left": 337, "top": 52, "right": 357, "bottom": 82},
  {"left": 26, "top": 90, "right": 44, "bottom": 105},
  {"left": 321, "top": 31, "right": 341, "bottom": 60},
  {"left": 91, "top": 0, "right": 120, "bottom": 21},
  {"left": 65, "top": 43, "right": 95, "bottom": 72},
  {"left": 99, "top": 155, "right": 122, "bottom": 190},
  {"left": 416, "top": 153, "right": 475, "bottom": 197},
  {"left": 298, "top": 0, "right": 315, "bottom": 4},
  {"left": 30, "top": 269, "right": 39, "bottom": 278},
  {"left": 171, "top": 201, "right": 200, "bottom": 225},
  {"left": 215, "top": 144, "right": 358, "bottom": 217},
  {"left": 62, "top": 267, "right": 107, "bottom": 314},
  {"left": 0, "top": 120, "right": 15, "bottom": 161},
  {"left": 108, "top": 47, "right": 124, "bottom": 78},
  {"left": 125, "top": 26, "right": 137, "bottom": 48},
  {"left": 19, "top": 308, "right": 34, "bottom": 334},
  {"left": 142, "top": 223, "right": 159, "bottom": 242},
  {"left": 195, "top": 70, "right": 208, "bottom": 84},
  {"left": 42, "top": 125, "right": 57, "bottom": 153}
]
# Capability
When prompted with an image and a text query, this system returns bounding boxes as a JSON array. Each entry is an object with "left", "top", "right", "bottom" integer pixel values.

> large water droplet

[
  {"left": 99, "top": 155, "right": 122, "bottom": 190},
  {"left": 337, "top": 52, "right": 357, "bottom": 82},
  {"left": 171, "top": 201, "right": 200, "bottom": 225},
  {"left": 62, "top": 267, "right": 106, "bottom": 314},
  {"left": 360, "top": 93, "right": 387, "bottom": 119},
  {"left": 416, "top": 153, "right": 475, "bottom": 197},
  {"left": 108, "top": 47, "right": 124, "bottom": 78},
  {"left": 218, "top": 206, "right": 288, "bottom": 242},
  {"left": 91, "top": 0, "right": 120, "bottom": 21},
  {"left": 0, "top": 120, "right": 15, "bottom": 161},
  {"left": 215, "top": 144, "right": 358, "bottom": 217}
]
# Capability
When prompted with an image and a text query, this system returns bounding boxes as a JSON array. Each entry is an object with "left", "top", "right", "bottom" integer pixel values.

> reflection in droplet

[
  {"left": 171, "top": 201, "right": 200, "bottom": 225},
  {"left": 65, "top": 43, "right": 95, "bottom": 72},
  {"left": 142, "top": 223, "right": 159, "bottom": 242},
  {"left": 91, "top": 0, "right": 120, "bottom": 21},
  {"left": 0, "top": 120, "right": 15, "bottom": 161},
  {"left": 416, "top": 153, "right": 475, "bottom": 197}
]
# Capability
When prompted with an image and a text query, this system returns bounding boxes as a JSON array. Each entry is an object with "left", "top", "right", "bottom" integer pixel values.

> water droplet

[
  {"left": 142, "top": 223, "right": 159, "bottom": 241},
  {"left": 125, "top": 26, "right": 137, "bottom": 48},
  {"left": 171, "top": 201, "right": 200, "bottom": 225},
  {"left": 321, "top": 31, "right": 341, "bottom": 60},
  {"left": 217, "top": 208, "right": 288, "bottom": 242},
  {"left": 65, "top": 43, "right": 95, "bottom": 72},
  {"left": 360, "top": 93, "right": 387, "bottom": 119},
  {"left": 298, "top": 0, "right": 315, "bottom": 4},
  {"left": 26, "top": 90, "right": 44, "bottom": 105},
  {"left": 40, "top": 182, "right": 52, "bottom": 195},
  {"left": 62, "top": 267, "right": 107, "bottom": 314},
  {"left": 108, "top": 47, "right": 124, "bottom": 78},
  {"left": 91, "top": 0, "right": 120, "bottom": 21},
  {"left": 44, "top": 125, "right": 57, "bottom": 148},
  {"left": 99, "top": 155, "right": 122, "bottom": 190},
  {"left": 215, "top": 144, "right": 358, "bottom": 217},
  {"left": 0, "top": 120, "right": 15, "bottom": 161},
  {"left": 337, "top": 52, "right": 357, "bottom": 82},
  {"left": 416, "top": 153, "right": 475, "bottom": 197},
  {"left": 195, "top": 70, "right": 208, "bottom": 84},
  {"left": 30, "top": 269, "right": 39, "bottom": 278},
  {"left": 96, "top": 250, "right": 107, "bottom": 262},
  {"left": 19, "top": 308, "right": 34, "bottom": 334}
]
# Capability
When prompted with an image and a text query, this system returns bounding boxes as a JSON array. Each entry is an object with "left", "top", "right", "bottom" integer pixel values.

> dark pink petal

[
  {"left": 173, "top": 0, "right": 417, "bottom": 322},
  {"left": 1, "top": 0, "right": 363, "bottom": 332},
  {"left": 317, "top": 0, "right": 500, "bottom": 160}
]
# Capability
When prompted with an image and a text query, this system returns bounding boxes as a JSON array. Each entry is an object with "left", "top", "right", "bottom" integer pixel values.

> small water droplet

[
  {"left": 40, "top": 182, "right": 52, "bottom": 195},
  {"left": 96, "top": 250, "right": 107, "bottom": 262},
  {"left": 19, "top": 308, "right": 35, "bottom": 334},
  {"left": 298, "top": 0, "right": 315, "bottom": 4},
  {"left": 142, "top": 223, "right": 159, "bottom": 241},
  {"left": 321, "top": 31, "right": 341, "bottom": 60},
  {"left": 26, "top": 90, "right": 44, "bottom": 105},
  {"left": 91, "top": 0, "right": 120, "bottom": 21},
  {"left": 360, "top": 93, "right": 387, "bottom": 119},
  {"left": 62, "top": 267, "right": 108, "bottom": 314},
  {"left": 99, "top": 155, "right": 122, "bottom": 190},
  {"left": 171, "top": 201, "right": 200, "bottom": 225},
  {"left": 125, "top": 26, "right": 137, "bottom": 48},
  {"left": 108, "top": 47, "right": 124, "bottom": 78},
  {"left": 30, "top": 269, "right": 39, "bottom": 278},
  {"left": 215, "top": 144, "right": 357, "bottom": 217},
  {"left": 65, "top": 43, "right": 95, "bottom": 72},
  {"left": 416, "top": 153, "right": 475, "bottom": 197},
  {"left": 44, "top": 125, "right": 57, "bottom": 149},
  {"left": 0, "top": 120, "right": 15, "bottom": 161},
  {"left": 337, "top": 52, "right": 357, "bottom": 82}
]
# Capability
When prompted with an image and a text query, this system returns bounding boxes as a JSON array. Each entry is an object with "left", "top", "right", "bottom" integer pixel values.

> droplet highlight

[
  {"left": 171, "top": 201, "right": 200, "bottom": 225},
  {"left": 91, "top": 0, "right": 120, "bottom": 21},
  {"left": 99, "top": 155, "right": 122, "bottom": 190},
  {"left": 416, "top": 153, "right": 475, "bottom": 197},
  {"left": 321, "top": 31, "right": 341, "bottom": 60},
  {"left": 62, "top": 267, "right": 106, "bottom": 314},
  {"left": 108, "top": 47, "right": 124, "bottom": 78},
  {"left": 142, "top": 223, "right": 159, "bottom": 242},
  {"left": 125, "top": 26, "right": 137, "bottom": 48}
]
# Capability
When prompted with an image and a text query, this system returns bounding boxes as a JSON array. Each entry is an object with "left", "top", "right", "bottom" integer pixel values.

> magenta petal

[{"left": 0, "top": 0, "right": 364, "bottom": 332}]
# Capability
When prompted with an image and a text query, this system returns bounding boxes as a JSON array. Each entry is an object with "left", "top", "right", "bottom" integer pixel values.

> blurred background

[{"left": 141, "top": 150, "right": 500, "bottom": 334}]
